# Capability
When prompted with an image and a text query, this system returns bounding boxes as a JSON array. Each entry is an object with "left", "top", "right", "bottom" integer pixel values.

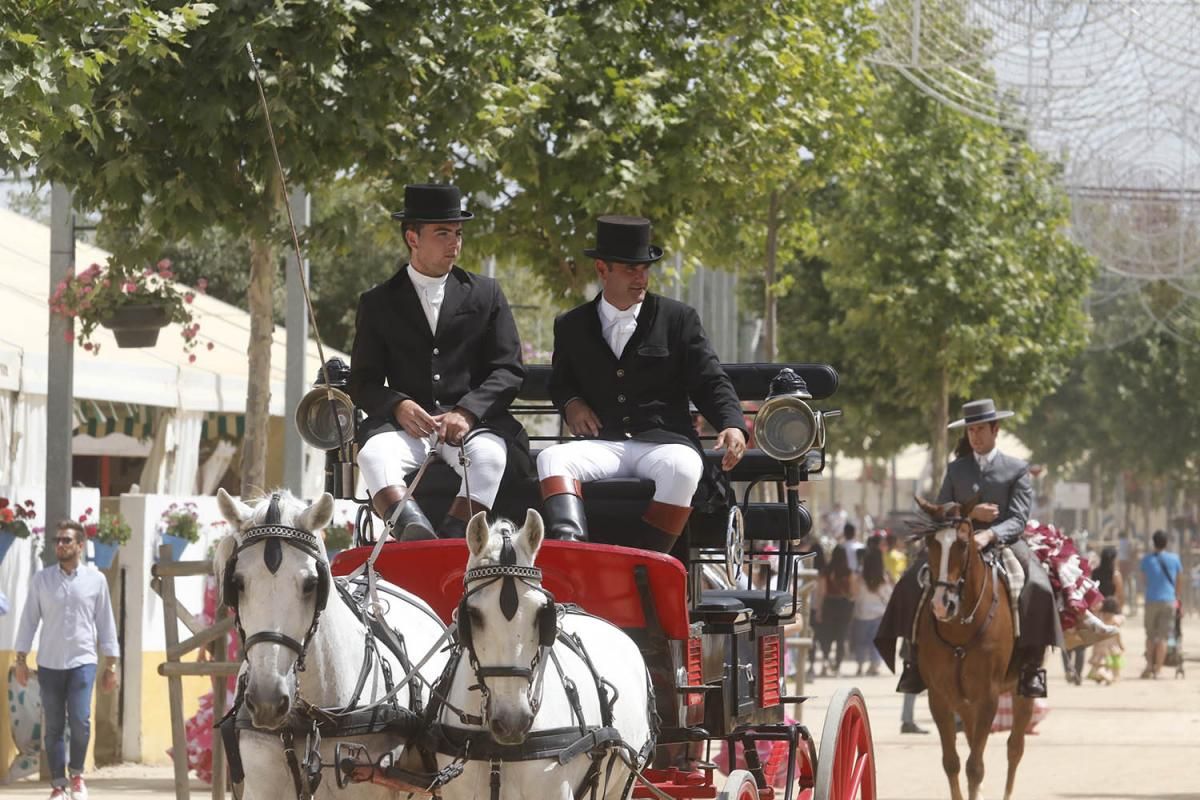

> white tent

[{"left": 0, "top": 207, "right": 346, "bottom": 495}]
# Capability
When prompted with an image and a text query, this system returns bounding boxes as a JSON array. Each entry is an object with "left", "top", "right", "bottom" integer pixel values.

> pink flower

[
  {"left": 188, "top": 354, "right": 197, "bottom": 364},
  {"left": 184, "top": 292, "right": 195, "bottom": 304},
  {"left": 123, "top": 281, "right": 138, "bottom": 293},
  {"left": 143, "top": 267, "right": 154, "bottom": 276},
  {"left": 197, "top": 278, "right": 208, "bottom": 293},
  {"left": 157, "top": 258, "right": 172, "bottom": 271},
  {"left": 206, "top": 342, "right": 214, "bottom": 350},
  {"left": 64, "top": 330, "right": 74, "bottom": 343},
  {"left": 84, "top": 342, "right": 93, "bottom": 351}
]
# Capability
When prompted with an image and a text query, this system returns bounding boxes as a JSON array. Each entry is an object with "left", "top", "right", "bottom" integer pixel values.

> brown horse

[{"left": 914, "top": 497, "right": 1032, "bottom": 800}]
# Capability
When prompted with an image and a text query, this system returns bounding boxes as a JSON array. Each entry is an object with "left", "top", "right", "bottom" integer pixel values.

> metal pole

[
  {"left": 283, "top": 188, "right": 311, "bottom": 495},
  {"left": 45, "top": 183, "right": 75, "bottom": 565}
]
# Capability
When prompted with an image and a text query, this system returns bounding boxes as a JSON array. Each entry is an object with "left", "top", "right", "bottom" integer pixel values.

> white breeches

[
  {"left": 358, "top": 430, "right": 508, "bottom": 508},
  {"left": 536, "top": 439, "right": 703, "bottom": 507}
]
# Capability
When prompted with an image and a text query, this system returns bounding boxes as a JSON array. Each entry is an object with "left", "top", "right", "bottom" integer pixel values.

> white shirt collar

[
  {"left": 976, "top": 448, "right": 999, "bottom": 467},
  {"left": 407, "top": 264, "right": 450, "bottom": 290},
  {"left": 598, "top": 296, "right": 641, "bottom": 327}
]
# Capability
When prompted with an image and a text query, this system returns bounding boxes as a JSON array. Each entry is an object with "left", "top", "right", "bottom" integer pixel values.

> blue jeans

[{"left": 39, "top": 664, "right": 97, "bottom": 786}]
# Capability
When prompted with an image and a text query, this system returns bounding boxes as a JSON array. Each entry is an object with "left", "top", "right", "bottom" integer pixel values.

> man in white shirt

[
  {"left": 349, "top": 184, "right": 527, "bottom": 539},
  {"left": 15, "top": 520, "right": 120, "bottom": 800},
  {"left": 537, "top": 216, "right": 747, "bottom": 550}
]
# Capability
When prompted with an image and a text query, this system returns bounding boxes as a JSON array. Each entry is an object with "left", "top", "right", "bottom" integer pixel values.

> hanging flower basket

[
  {"left": 49, "top": 258, "right": 210, "bottom": 358},
  {"left": 102, "top": 303, "right": 172, "bottom": 348}
]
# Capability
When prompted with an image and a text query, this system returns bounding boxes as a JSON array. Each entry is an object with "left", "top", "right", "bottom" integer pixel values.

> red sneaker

[{"left": 70, "top": 775, "right": 88, "bottom": 800}]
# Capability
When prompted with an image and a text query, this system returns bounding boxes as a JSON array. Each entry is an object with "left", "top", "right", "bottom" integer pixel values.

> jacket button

[
  {"left": 622, "top": 416, "right": 631, "bottom": 423},
  {"left": 624, "top": 432, "right": 633, "bottom": 439},
  {"left": 433, "top": 374, "right": 441, "bottom": 381},
  {"left": 617, "top": 394, "right": 626, "bottom": 403},
  {"left": 433, "top": 347, "right": 440, "bottom": 356},
  {"left": 616, "top": 369, "right": 625, "bottom": 378}
]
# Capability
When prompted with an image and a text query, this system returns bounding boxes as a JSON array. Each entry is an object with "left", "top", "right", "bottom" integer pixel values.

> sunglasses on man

[{"left": 55, "top": 537, "right": 77, "bottom": 545}]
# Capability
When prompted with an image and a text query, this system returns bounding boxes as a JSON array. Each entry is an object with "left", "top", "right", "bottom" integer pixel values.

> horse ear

[
  {"left": 914, "top": 495, "right": 943, "bottom": 520},
  {"left": 213, "top": 534, "right": 238, "bottom": 607},
  {"left": 217, "top": 488, "right": 254, "bottom": 528},
  {"left": 521, "top": 508, "right": 544, "bottom": 559},
  {"left": 298, "top": 493, "right": 335, "bottom": 534},
  {"left": 466, "top": 511, "right": 490, "bottom": 556}
]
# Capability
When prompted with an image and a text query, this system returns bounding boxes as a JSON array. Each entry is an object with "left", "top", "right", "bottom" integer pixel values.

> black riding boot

[
  {"left": 542, "top": 493, "right": 589, "bottom": 542},
  {"left": 385, "top": 499, "right": 437, "bottom": 541},
  {"left": 1017, "top": 648, "right": 1048, "bottom": 698},
  {"left": 896, "top": 644, "right": 927, "bottom": 694},
  {"left": 440, "top": 515, "right": 468, "bottom": 539}
]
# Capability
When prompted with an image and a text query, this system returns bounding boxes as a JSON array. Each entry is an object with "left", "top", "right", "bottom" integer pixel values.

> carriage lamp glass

[
  {"left": 295, "top": 357, "right": 356, "bottom": 450},
  {"left": 295, "top": 387, "right": 356, "bottom": 450},
  {"left": 755, "top": 395, "right": 820, "bottom": 462}
]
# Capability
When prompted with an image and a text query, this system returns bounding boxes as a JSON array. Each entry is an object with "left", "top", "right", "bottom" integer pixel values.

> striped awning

[
  {"left": 202, "top": 412, "right": 245, "bottom": 441},
  {"left": 73, "top": 400, "right": 157, "bottom": 440}
]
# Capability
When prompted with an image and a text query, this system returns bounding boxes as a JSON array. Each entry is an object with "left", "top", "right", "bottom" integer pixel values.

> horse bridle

[
  {"left": 455, "top": 531, "right": 559, "bottom": 721},
  {"left": 223, "top": 493, "right": 331, "bottom": 672},
  {"left": 923, "top": 520, "right": 992, "bottom": 626}
]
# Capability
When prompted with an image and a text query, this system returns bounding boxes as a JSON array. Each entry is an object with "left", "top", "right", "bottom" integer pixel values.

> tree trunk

[
  {"left": 762, "top": 190, "right": 781, "bottom": 361},
  {"left": 241, "top": 233, "right": 277, "bottom": 498},
  {"left": 929, "top": 363, "right": 950, "bottom": 494}
]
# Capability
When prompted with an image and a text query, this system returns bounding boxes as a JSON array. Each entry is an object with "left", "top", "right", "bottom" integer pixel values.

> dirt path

[{"left": 5, "top": 612, "right": 1198, "bottom": 800}]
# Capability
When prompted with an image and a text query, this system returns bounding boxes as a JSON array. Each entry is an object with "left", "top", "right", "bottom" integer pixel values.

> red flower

[
  {"left": 0, "top": 497, "right": 8, "bottom": 509},
  {"left": 188, "top": 354, "right": 197, "bottom": 364},
  {"left": 1, "top": 508, "right": 13, "bottom": 523},
  {"left": 206, "top": 342, "right": 215, "bottom": 350},
  {"left": 85, "top": 524, "right": 98, "bottom": 539},
  {"left": 184, "top": 293, "right": 195, "bottom": 304}
]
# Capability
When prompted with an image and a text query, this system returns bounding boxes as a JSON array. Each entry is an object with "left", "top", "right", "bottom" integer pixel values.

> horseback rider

[
  {"left": 536, "top": 215, "right": 748, "bottom": 551},
  {"left": 877, "top": 398, "right": 1061, "bottom": 698},
  {"left": 349, "top": 184, "right": 527, "bottom": 540}
]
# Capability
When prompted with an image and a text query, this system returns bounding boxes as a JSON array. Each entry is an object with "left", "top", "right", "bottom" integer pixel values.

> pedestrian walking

[
  {"left": 1139, "top": 529, "right": 1182, "bottom": 679},
  {"left": 14, "top": 520, "right": 120, "bottom": 800}
]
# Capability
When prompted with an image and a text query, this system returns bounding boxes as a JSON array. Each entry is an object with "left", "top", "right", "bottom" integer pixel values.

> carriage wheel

[
  {"left": 717, "top": 769, "right": 760, "bottom": 800},
  {"left": 813, "top": 687, "right": 876, "bottom": 800}
]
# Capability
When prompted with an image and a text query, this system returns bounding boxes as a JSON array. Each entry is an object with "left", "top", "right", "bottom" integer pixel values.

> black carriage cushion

[{"left": 701, "top": 588, "right": 796, "bottom": 620}]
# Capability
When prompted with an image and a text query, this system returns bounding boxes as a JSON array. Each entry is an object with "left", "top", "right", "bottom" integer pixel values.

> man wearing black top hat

[
  {"left": 875, "top": 398, "right": 1061, "bottom": 699},
  {"left": 349, "top": 184, "right": 525, "bottom": 539},
  {"left": 536, "top": 215, "right": 748, "bottom": 551}
]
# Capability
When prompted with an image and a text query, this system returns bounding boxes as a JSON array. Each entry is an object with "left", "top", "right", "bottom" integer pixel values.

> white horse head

[
  {"left": 214, "top": 488, "right": 334, "bottom": 730},
  {"left": 460, "top": 508, "right": 550, "bottom": 744}
]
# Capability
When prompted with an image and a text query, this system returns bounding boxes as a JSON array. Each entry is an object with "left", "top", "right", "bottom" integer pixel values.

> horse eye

[
  {"left": 467, "top": 607, "right": 484, "bottom": 628},
  {"left": 302, "top": 576, "right": 319, "bottom": 595},
  {"left": 233, "top": 575, "right": 245, "bottom": 593}
]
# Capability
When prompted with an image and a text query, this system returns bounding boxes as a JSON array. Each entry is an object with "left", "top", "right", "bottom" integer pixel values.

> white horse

[
  {"left": 419, "top": 509, "right": 655, "bottom": 800},
  {"left": 213, "top": 488, "right": 448, "bottom": 800}
]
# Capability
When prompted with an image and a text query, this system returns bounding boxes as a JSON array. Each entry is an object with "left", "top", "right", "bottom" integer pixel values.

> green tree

[
  {"left": 2, "top": 3, "right": 496, "bottom": 494},
  {"left": 814, "top": 76, "right": 1095, "bottom": 485}
]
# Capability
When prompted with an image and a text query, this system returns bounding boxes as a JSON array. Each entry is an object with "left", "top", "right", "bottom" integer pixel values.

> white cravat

[
  {"left": 976, "top": 448, "right": 998, "bottom": 470},
  {"left": 407, "top": 265, "right": 450, "bottom": 333},
  {"left": 598, "top": 297, "right": 641, "bottom": 358}
]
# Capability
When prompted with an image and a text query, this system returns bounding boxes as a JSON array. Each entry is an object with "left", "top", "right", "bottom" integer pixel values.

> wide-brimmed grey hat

[{"left": 947, "top": 398, "right": 1014, "bottom": 429}]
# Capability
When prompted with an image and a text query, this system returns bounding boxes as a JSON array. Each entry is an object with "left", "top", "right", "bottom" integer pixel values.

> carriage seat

[{"left": 699, "top": 588, "right": 797, "bottom": 621}]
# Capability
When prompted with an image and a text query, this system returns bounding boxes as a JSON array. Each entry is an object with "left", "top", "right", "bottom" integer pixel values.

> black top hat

[
  {"left": 390, "top": 184, "right": 474, "bottom": 222},
  {"left": 947, "top": 398, "right": 1014, "bottom": 429},
  {"left": 583, "top": 215, "right": 664, "bottom": 264}
]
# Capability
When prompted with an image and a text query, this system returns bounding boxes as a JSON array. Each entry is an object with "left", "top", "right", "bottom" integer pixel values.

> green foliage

[
  {"left": 0, "top": 497, "right": 36, "bottom": 538},
  {"left": 323, "top": 521, "right": 353, "bottom": 553},
  {"left": 48, "top": 257, "right": 203, "bottom": 354},
  {"left": 95, "top": 511, "right": 133, "bottom": 546},
  {"left": 776, "top": 74, "right": 1095, "bottom": 464},
  {"left": 160, "top": 501, "right": 201, "bottom": 543}
]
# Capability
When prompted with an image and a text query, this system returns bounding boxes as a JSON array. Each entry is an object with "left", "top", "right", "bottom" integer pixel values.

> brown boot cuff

[
  {"left": 448, "top": 496, "right": 489, "bottom": 522},
  {"left": 642, "top": 501, "right": 692, "bottom": 537},
  {"left": 540, "top": 476, "right": 583, "bottom": 500},
  {"left": 371, "top": 485, "right": 408, "bottom": 519}
]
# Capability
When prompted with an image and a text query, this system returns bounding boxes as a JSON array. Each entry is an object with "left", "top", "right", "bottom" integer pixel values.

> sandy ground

[{"left": 5, "top": 611, "right": 1198, "bottom": 800}]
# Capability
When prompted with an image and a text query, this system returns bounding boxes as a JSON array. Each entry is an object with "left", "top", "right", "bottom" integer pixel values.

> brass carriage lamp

[{"left": 294, "top": 357, "right": 359, "bottom": 498}]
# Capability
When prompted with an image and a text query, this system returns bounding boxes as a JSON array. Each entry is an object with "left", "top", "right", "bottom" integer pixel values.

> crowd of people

[{"left": 807, "top": 501, "right": 1186, "bottom": 692}]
